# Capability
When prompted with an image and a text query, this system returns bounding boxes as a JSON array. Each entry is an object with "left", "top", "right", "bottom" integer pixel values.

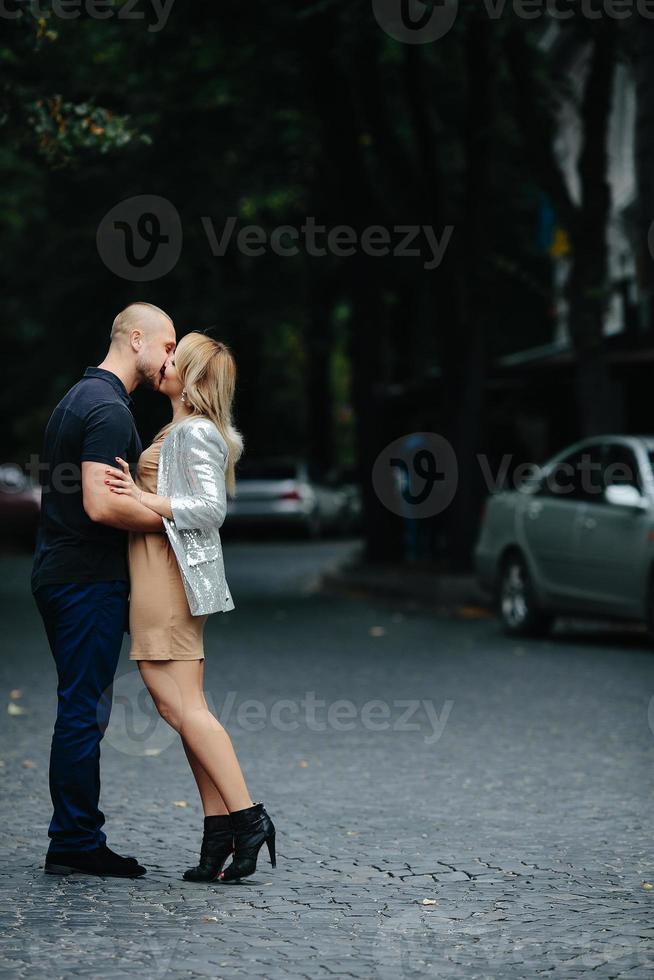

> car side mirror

[{"left": 604, "top": 483, "right": 647, "bottom": 509}]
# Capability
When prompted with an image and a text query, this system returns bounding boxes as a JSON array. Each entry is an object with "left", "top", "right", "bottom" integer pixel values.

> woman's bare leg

[
  {"left": 181, "top": 738, "right": 230, "bottom": 816},
  {"left": 138, "top": 659, "right": 253, "bottom": 813},
  {"left": 174, "top": 660, "right": 230, "bottom": 815}
]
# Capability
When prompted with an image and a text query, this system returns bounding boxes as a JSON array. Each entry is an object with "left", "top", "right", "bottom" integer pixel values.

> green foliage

[{"left": 2, "top": 2, "right": 563, "bottom": 468}]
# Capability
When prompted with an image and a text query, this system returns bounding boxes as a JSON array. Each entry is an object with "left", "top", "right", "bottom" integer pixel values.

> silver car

[
  {"left": 474, "top": 435, "right": 654, "bottom": 638},
  {"left": 226, "top": 457, "right": 354, "bottom": 538}
]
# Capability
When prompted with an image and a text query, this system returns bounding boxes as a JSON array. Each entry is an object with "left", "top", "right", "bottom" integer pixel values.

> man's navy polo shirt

[{"left": 31, "top": 367, "right": 143, "bottom": 593}]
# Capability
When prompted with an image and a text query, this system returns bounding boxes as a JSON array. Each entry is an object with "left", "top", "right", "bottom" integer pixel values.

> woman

[{"left": 103, "top": 331, "right": 276, "bottom": 883}]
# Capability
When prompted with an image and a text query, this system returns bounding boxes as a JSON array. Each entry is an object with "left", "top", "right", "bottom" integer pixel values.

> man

[{"left": 31, "top": 302, "right": 176, "bottom": 878}]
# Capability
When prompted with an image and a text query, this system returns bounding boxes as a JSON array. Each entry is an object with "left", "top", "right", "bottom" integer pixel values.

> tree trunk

[
  {"left": 567, "top": 21, "right": 621, "bottom": 436},
  {"left": 634, "top": 25, "right": 654, "bottom": 332},
  {"left": 444, "top": 9, "right": 496, "bottom": 572}
]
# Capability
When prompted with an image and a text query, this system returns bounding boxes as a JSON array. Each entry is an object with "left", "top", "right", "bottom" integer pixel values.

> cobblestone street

[{"left": 1, "top": 543, "right": 653, "bottom": 979}]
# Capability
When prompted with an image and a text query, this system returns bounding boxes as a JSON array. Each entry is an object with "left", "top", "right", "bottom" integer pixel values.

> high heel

[
  {"left": 218, "top": 801, "right": 276, "bottom": 882},
  {"left": 266, "top": 832, "right": 276, "bottom": 868},
  {"left": 183, "top": 813, "right": 234, "bottom": 882}
]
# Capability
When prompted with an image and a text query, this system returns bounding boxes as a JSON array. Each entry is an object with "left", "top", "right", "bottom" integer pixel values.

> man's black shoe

[{"left": 44, "top": 843, "right": 146, "bottom": 878}]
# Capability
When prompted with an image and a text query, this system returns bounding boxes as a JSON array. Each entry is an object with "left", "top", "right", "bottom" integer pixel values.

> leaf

[
  {"left": 173, "top": 800, "right": 188, "bottom": 807},
  {"left": 22, "top": 759, "right": 37, "bottom": 768},
  {"left": 456, "top": 606, "right": 492, "bottom": 619},
  {"left": 369, "top": 626, "right": 386, "bottom": 637},
  {"left": 9, "top": 689, "right": 22, "bottom": 699},
  {"left": 8, "top": 703, "right": 27, "bottom": 716},
  {"left": 422, "top": 898, "right": 438, "bottom": 905}
]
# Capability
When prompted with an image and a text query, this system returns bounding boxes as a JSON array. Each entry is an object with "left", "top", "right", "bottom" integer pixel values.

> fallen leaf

[
  {"left": 456, "top": 606, "right": 492, "bottom": 619},
  {"left": 422, "top": 898, "right": 438, "bottom": 906},
  {"left": 10, "top": 689, "right": 22, "bottom": 699},
  {"left": 144, "top": 748, "right": 162, "bottom": 756},
  {"left": 298, "top": 759, "right": 309, "bottom": 768},
  {"left": 369, "top": 626, "right": 386, "bottom": 637},
  {"left": 173, "top": 800, "right": 188, "bottom": 807},
  {"left": 203, "top": 915, "right": 219, "bottom": 922},
  {"left": 642, "top": 882, "right": 653, "bottom": 890},
  {"left": 22, "top": 759, "right": 37, "bottom": 769},
  {"left": 8, "top": 703, "right": 27, "bottom": 716}
]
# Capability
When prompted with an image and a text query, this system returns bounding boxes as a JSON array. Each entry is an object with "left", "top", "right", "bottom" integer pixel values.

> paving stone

[{"left": 1, "top": 552, "right": 653, "bottom": 979}]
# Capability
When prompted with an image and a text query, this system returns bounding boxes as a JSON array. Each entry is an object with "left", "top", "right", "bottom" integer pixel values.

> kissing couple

[{"left": 31, "top": 302, "right": 276, "bottom": 881}]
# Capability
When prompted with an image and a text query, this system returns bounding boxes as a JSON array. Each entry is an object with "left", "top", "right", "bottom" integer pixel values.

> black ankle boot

[
  {"left": 218, "top": 801, "right": 276, "bottom": 882},
  {"left": 183, "top": 813, "right": 234, "bottom": 882}
]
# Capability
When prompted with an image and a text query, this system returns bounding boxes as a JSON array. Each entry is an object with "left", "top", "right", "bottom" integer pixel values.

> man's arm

[
  {"left": 83, "top": 461, "right": 165, "bottom": 531},
  {"left": 104, "top": 421, "right": 228, "bottom": 531},
  {"left": 80, "top": 402, "right": 163, "bottom": 532}
]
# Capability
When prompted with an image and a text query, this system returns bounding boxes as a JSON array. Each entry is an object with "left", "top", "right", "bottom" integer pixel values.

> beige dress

[{"left": 128, "top": 432, "right": 209, "bottom": 660}]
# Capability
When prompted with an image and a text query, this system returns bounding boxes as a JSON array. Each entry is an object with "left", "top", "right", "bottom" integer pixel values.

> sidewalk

[{"left": 319, "top": 547, "right": 494, "bottom": 618}]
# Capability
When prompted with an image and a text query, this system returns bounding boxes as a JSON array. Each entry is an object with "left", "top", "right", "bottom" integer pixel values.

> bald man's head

[
  {"left": 109, "top": 302, "right": 177, "bottom": 392},
  {"left": 110, "top": 302, "right": 173, "bottom": 344}
]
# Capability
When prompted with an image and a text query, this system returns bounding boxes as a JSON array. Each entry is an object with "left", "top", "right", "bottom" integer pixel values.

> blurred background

[
  {"left": 3, "top": 8, "right": 654, "bottom": 975},
  {"left": 2, "top": 1, "right": 654, "bottom": 574}
]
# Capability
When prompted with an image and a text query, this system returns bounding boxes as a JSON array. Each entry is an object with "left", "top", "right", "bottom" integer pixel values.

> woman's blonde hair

[{"left": 156, "top": 331, "right": 244, "bottom": 496}]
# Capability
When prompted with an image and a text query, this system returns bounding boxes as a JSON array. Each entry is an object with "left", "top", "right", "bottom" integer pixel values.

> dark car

[{"left": 0, "top": 464, "right": 41, "bottom": 549}]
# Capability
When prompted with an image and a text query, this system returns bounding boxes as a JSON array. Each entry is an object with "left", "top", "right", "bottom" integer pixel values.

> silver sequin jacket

[{"left": 156, "top": 415, "right": 235, "bottom": 616}]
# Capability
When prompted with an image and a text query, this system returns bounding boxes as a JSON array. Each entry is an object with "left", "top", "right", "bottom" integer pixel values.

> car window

[
  {"left": 536, "top": 446, "right": 604, "bottom": 503},
  {"left": 603, "top": 444, "right": 643, "bottom": 495}
]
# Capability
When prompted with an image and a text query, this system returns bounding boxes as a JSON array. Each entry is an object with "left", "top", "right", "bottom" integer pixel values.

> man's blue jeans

[{"left": 34, "top": 580, "right": 129, "bottom": 854}]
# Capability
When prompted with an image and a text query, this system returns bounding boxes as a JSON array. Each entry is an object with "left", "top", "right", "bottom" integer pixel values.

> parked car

[
  {"left": 474, "top": 435, "right": 654, "bottom": 638},
  {"left": 0, "top": 464, "right": 41, "bottom": 549},
  {"left": 227, "top": 457, "right": 356, "bottom": 538}
]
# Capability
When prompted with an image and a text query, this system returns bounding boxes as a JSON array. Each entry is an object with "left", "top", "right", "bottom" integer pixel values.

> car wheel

[{"left": 497, "top": 553, "right": 553, "bottom": 637}]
